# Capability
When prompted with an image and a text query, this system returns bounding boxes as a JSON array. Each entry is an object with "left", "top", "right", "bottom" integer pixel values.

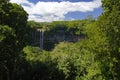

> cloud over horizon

[{"left": 10, "top": 0, "right": 102, "bottom": 22}]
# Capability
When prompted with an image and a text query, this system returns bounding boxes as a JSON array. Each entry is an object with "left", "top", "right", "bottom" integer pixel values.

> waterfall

[{"left": 39, "top": 30, "right": 44, "bottom": 50}]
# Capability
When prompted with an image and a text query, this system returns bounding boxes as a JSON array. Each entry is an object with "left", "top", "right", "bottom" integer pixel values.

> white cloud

[{"left": 10, "top": 0, "right": 102, "bottom": 22}]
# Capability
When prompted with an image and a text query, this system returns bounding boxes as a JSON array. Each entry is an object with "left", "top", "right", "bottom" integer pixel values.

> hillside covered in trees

[{"left": 0, "top": 0, "right": 120, "bottom": 80}]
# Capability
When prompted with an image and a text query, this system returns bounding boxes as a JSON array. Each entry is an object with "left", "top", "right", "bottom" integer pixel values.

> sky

[{"left": 10, "top": 0, "right": 103, "bottom": 22}]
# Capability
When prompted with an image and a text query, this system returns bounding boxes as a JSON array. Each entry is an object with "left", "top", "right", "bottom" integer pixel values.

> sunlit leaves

[{"left": 0, "top": 25, "right": 15, "bottom": 41}]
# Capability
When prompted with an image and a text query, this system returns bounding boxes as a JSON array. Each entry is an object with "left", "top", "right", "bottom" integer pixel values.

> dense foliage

[
  {"left": 0, "top": 0, "right": 120, "bottom": 80},
  {"left": 0, "top": 0, "right": 29, "bottom": 80}
]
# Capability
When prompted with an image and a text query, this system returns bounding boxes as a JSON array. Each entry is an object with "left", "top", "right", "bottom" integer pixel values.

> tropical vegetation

[{"left": 0, "top": 0, "right": 120, "bottom": 80}]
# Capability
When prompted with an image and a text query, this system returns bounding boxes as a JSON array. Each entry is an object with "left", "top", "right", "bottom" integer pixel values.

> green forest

[{"left": 0, "top": 0, "right": 120, "bottom": 80}]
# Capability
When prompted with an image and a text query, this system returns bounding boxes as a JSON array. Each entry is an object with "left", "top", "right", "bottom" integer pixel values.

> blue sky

[
  {"left": 65, "top": 8, "right": 103, "bottom": 20},
  {"left": 10, "top": 0, "right": 102, "bottom": 22}
]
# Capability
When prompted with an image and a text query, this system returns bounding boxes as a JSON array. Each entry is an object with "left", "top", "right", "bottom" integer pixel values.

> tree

[
  {"left": 0, "top": 2, "right": 28, "bottom": 49},
  {"left": 0, "top": 1, "right": 29, "bottom": 80},
  {"left": 96, "top": 0, "right": 120, "bottom": 79},
  {"left": 0, "top": 25, "right": 16, "bottom": 80}
]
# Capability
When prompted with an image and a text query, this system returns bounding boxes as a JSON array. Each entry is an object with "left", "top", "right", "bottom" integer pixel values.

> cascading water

[{"left": 39, "top": 30, "right": 44, "bottom": 50}]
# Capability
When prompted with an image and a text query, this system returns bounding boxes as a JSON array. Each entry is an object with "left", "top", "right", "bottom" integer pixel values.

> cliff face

[
  {"left": 31, "top": 28, "right": 85, "bottom": 50},
  {"left": 45, "top": 33, "right": 83, "bottom": 42},
  {"left": 28, "top": 20, "right": 92, "bottom": 50}
]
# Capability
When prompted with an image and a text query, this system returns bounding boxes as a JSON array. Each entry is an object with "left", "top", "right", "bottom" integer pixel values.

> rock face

[
  {"left": 45, "top": 33, "right": 83, "bottom": 42},
  {"left": 31, "top": 28, "right": 85, "bottom": 50}
]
